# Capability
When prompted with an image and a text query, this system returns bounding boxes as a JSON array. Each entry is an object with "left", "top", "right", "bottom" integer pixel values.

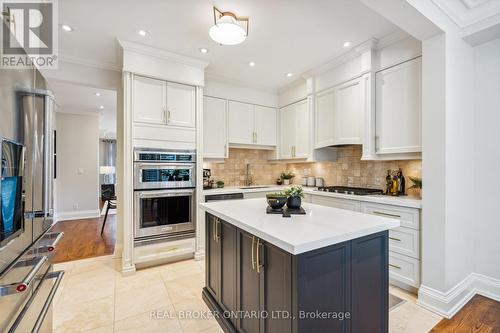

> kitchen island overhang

[{"left": 200, "top": 198, "right": 400, "bottom": 333}]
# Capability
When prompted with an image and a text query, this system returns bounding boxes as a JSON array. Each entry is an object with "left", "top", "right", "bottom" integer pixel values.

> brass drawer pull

[
  {"left": 389, "top": 263, "right": 401, "bottom": 270},
  {"left": 389, "top": 237, "right": 401, "bottom": 242},
  {"left": 251, "top": 236, "right": 256, "bottom": 270},
  {"left": 372, "top": 211, "right": 401, "bottom": 219}
]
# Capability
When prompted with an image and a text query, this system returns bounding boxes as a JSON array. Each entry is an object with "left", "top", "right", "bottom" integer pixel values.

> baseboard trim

[
  {"left": 56, "top": 209, "right": 100, "bottom": 222},
  {"left": 417, "top": 273, "right": 500, "bottom": 318}
]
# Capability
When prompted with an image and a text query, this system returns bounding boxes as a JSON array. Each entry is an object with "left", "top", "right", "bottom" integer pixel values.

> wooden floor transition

[
  {"left": 431, "top": 295, "right": 500, "bottom": 333},
  {"left": 50, "top": 201, "right": 116, "bottom": 263}
]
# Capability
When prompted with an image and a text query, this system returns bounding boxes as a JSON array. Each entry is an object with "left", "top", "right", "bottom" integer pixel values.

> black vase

[{"left": 287, "top": 196, "right": 301, "bottom": 209}]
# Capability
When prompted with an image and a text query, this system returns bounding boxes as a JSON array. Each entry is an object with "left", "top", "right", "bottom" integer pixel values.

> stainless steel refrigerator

[{"left": 0, "top": 61, "right": 64, "bottom": 331}]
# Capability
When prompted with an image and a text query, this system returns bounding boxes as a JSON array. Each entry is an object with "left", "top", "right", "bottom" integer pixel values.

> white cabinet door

[
  {"left": 203, "top": 96, "right": 227, "bottom": 158},
  {"left": 334, "top": 77, "right": 362, "bottom": 145},
  {"left": 254, "top": 105, "right": 277, "bottom": 146},
  {"left": 228, "top": 101, "right": 254, "bottom": 144},
  {"left": 279, "top": 104, "right": 294, "bottom": 159},
  {"left": 315, "top": 88, "right": 335, "bottom": 148},
  {"left": 166, "top": 82, "right": 196, "bottom": 128},
  {"left": 293, "top": 100, "right": 309, "bottom": 158},
  {"left": 311, "top": 195, "right": 360, "bottom": 211},
  {"left": 375, "top": 57, "right": 422, "bottom": 154},
  {"left": 133, "top": 76, "right": 166, "bottom": 125}
]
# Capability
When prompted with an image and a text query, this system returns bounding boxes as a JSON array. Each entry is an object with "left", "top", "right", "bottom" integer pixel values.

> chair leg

[{"left": 101, "top": 201, "right": 110, "bottom": 235}]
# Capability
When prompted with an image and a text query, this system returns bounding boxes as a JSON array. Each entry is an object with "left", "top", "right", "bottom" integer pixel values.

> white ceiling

[
  {"left": 49, "top": 79, "right": 117, "bottom": 138},
  {"left": 58, "top": 0, "right": 399, "bottom": 91}
]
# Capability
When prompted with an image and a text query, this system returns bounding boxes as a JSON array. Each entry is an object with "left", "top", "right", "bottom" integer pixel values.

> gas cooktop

[{"left": 316, "top": 186, "right": 384, "bottom": 196}]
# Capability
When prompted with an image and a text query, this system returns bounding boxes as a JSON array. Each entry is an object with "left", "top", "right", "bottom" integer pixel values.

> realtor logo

[{"left": 1, "top": 0, "right": 58, "bottom": 68}]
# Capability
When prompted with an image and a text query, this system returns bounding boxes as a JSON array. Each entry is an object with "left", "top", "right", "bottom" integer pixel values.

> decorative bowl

[{"left": 266, "top": 193, "right": 287, "bottom": 210}]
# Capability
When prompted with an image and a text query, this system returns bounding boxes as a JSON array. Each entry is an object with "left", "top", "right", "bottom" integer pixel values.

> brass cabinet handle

[
  {"left": 389, "top": 237, "right": 401, "bottom": 242},
  {"left": 389, "top": 263, "right": 401, "bottom": 270},
  {"left": 212, "top": 218, "right": 216, "bottom": 241},
  {"left": 372, "top": 211, "right": 401, "bottom": 219},
  {"left": 215, "top": 218, "right": 220, "bottom": 243},
  {"left": 163, "top": 108, "right": 167, "bottom": 123},
  {"left": 251, "top": 236, "right": 256, "bottom": 270},
  {"left": 167, "top": 108, "right": 171, "bottom": 124},
  {"left": 290, "top": 146, "right": 293, "bottom": 157},
  {"left": 256, "top": 238, "right": 264, "bottom": 274}
]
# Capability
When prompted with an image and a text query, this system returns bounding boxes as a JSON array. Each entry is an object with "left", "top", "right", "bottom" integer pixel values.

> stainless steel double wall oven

[
  {"left": 134, "top": 149, "right": 196, "bottom": 240},
  {"left": 0, "top": 62, "right": 63, "bottom": 332}
]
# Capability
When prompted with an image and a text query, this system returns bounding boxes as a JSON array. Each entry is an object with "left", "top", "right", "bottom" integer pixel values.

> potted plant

[
  {"left": 409, "top": 176, "right": 422, "bottom": 198},
  {"left": 284, "top": 186, "right": 304, "bottom": 209},
  {"left": 280, "top": 171, "right": 295, "bottom": 185},
  {"left": 216, "top": 180, "right": 225, "bottom": 188}
]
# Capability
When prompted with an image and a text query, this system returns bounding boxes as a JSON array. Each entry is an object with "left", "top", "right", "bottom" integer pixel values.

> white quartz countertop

[
  {"left": 202, "top": 186, "right": 422, "bottom": 209},
  {"left": 200, "top": 198, "right": 400, "bottom": 255}
]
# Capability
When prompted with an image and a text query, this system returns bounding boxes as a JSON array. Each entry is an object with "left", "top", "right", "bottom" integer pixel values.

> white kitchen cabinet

[
  {"left": 334, "top": 77, "right": 362, "bottom": 145},
  {"left": 311, "top": 195, "right": 360, "bottom": 211},
  {"left": 228, "top": 101, "right": 255, "bottom": 145},
  {"left": 133, "top": 76, "right": 167, "bottom": 125},
  {"left": 279, "top": 99, "right": 309, "bottom": 159},
  {"left": 254, "top": 105, "right": 277, "bottom": 145},
  {"left": 203, "top": 96, "right": 227, "bottom": 158},
  {"left": 375, "top": 57, "right": 422, "bottom": 154},
  {"left": 293, "top": 100, "right": 310, "bottom": 158},
  {"left": 315, "top": 88, "right": 335, "bottom": 148},
  {"left": 166, "top": 82, "right": 196, "bottom": 128}
]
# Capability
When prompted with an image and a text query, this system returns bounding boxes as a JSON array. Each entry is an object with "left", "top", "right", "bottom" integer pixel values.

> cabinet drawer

[
  {"left": 389, "top": 227, "right": 420, "bottom": 259},
  {"left": 389, "top": 252, "right": 420, "bottom": 288},
  {"left": 134, "top": 238, "right": 195, "bottom": 265},
  {"left": 243, "top": 192, "right": 267, "bottom": 199},
  {"left": 360, "top": 202, "right": 420, "bottom": 230},
  {"left": 311, "top": 195, "right": 360, "bottom": 211}
]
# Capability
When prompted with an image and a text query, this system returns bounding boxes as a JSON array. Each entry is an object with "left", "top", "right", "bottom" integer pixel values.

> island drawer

[
  {"left": 389, "top": 252, "right": 420, "bottom": 288},
  {"left": 311, "top": 195, "right": 361, "bottom": 212},
  {"left": 360, "top": 202, "right": 420, "bottom": 230},
  {"left": 389, "top": 227, "right": 420, "bottom": 259}
]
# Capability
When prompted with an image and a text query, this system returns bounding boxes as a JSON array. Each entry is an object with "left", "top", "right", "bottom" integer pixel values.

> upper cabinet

[
  {"left": 375, "top": 57, "right": 422, "bottom": 154},
  {"left": 228, "top": 101, "right": 277, "bottom": 147},
  {"left": 133, "top": 76, "right": 167, "bottom": 125},
  {"left": 279, "top": 99, "right": 309, "bottom": 159},
  {"left": 132, "top": 75, "right": 196, "bottom": 129},
  {"left": 203, "top": 96, "right": 227, "bottom": 159},
  {"left": 314, "top": 77, "right": 363, "bottom": 148},
  {"left": 166, "top": 82, "right": 196, "bottom": 128},
  {"left": 228, "top": 101, "right": 254, "bottom": 145}
]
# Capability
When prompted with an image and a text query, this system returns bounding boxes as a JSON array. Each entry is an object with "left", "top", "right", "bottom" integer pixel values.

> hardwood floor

[
  {"left": 50, "top": 203, "right": 116, "bottom": 263},
  {"left": 431, "top": 295, "right": 500, "bottom": 333}
]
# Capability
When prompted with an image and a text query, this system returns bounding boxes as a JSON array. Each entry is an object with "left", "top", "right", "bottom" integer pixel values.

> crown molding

[
  {"left": 431, "top": 0, "right": 500, "bottom": 28},
  {"left": 376, "top": 29, "right": 412, "bottom": 50},
  {"left": 58, "top": 53, "right": 122, "bottom": 72},
  {"left": 118, "top": 39, "right": 209, "bottom": 69},
  {"left": 277, "top": 77, "right": 306, "bottom": 94},
  {"left": 205, "top": 71, "right": 279, "bottom": 94}
]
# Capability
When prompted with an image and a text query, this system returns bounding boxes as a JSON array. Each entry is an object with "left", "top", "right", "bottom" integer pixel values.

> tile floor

[{"left": 53, "top": 255, "right": 442, "bottom": 333}]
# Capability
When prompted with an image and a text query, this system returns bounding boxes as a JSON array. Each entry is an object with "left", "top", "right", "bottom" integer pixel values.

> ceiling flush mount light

[
  {"left": 199, "top": 47, "right": 209, "bottom": 54},
  {"left": 61, "top": 24, "right": 73, "bottom": 32},
  {"left": 209, "top": 7, "right": 249, "bottom": 46},
  {"left": 343, "top": 41, "right": 352, "bottom": 48},
  {"left": 95, "top": 92, "right": 101, "bottom": 97},
  {"left": 248, "top": 61, "right": 256, "bottom": 67},
  {"left": 137, "top": 29, "right": 148, "bottom": 37},
  {"left": 99, "top": 105, "right": 104, "bottom": 110},
  {"left": 286, "top": 72, "right": 293, "bottom": 78}
]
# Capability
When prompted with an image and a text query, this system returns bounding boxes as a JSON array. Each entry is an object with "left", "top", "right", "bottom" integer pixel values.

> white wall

[
  {"left": 55, "top": 112, "right": 100, "bottom": 221},
  {"left": 473, "top": 37, "right": 500, "bottom": 280},
  {"left": 278, "top": 79, "right": 307, "bottom": 107},
  {"left": 204, "top": 79, "right": 278, "bottom": 107}
]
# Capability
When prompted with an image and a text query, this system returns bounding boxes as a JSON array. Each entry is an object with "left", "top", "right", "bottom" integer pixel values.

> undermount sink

[{"left": 239, "top": 186, "right": 271, "bottom": 189}]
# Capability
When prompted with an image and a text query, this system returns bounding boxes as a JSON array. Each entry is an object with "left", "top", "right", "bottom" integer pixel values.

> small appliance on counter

[{"left": 203, "top": 169, "right": 214, "bottom": 189}]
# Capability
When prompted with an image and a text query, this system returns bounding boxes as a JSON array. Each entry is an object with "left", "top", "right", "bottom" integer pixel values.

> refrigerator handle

[{"left": 43, "top": 96, "right": 54, "bottom": 217}]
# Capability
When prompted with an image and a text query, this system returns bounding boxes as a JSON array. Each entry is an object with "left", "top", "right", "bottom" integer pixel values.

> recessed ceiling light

[
  {"left": 199, "top": 48, "right": 209, "bottom": 54},
  {"left": 95, "top": 92, "right": 101, "bottom": 97},
  {"left": 286, "top": 72, "right": 293, "bottom": 78},
  {"left": 137, "top": 29, "right": 148, "bottom": 37},
  {"left": 248, "top": 61, "right": 256, "bottom": 67},
  {"left": 99, "top": 105, "right": 104, "bottom": 110},
  {"left": 61, "top": 24, "right": 73, "bottom": 32},
  {"left": 343, "top": 41, "right": 352, "bottom": 48}
]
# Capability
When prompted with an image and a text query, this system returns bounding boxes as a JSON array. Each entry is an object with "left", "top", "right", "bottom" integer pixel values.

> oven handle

[
  {"left": 138, "top": 189, "right": 195, "bottom": 199},
  {"left": 136, "top": 162, "right": 195, "bottom": 168}
]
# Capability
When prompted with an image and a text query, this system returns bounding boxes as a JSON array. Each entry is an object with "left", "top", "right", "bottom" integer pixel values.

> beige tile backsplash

[{"left": 204, "top": 146, "right": 422, "bottom": 196}]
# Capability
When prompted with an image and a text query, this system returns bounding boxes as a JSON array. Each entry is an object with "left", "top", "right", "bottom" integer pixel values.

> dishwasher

[{"left": 205, "top": 193, "right": 244, "bottom": 202}]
